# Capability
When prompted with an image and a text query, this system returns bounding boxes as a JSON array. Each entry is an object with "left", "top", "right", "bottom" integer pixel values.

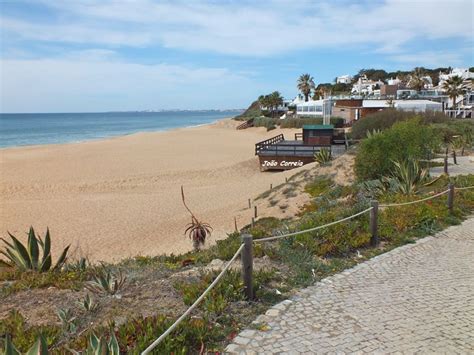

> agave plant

[
  {"left": 86, "top": 267, "right": 126, "bottom": 296},
  {"left": 314, "top": 149, "right": 332, "bottom": 165},
  {"left": 65, "top": 257, "right": 88, "bottom": 272},
  {"left": 0, "top": 227, "right": 69, "bottom": 272},
  {"left": 4, "top": 334, "right": 49, "bottom": 355},
  {"left": 181, "top": 186, "right": 213, "bottom": 251},
  {"left": 390, "top": 159, "right": 429, "bottom": 195},
  {"left": 77, "top": 293, "right": 98, "bottom": 312},
  {"left": 84, "top": 333, "right": 120, "bottom": 355},
  {"left": 366, "top": 129, "right": 382, "bottom": 138},
  {"left": 57, "top": 308, "right": 77, "bottom": 333}
]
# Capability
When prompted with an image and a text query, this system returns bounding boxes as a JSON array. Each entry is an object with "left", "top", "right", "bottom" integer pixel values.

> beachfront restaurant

[
  {"left": 295, "top": 99, "right": 332, "bottom": 117},
  {"left": 256, "top": 124, "right": 343, "bottom": 171}
]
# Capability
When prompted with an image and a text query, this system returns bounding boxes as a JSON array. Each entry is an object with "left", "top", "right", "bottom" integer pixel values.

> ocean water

[{"left": 0, "top": 111, "right": 240, "bottom": 148}]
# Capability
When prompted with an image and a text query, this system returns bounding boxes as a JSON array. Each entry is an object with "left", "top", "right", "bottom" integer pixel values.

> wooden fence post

[
  {"left": 444, "top": 157, "right": 448, "bottom": 174},
  {"left": 270, "top": 183, "right": 273, "bottom": 190},
  {"left": 370, "top": 200, "right": 379, "bottom": 247},
  {"left": 254, "top": 205, "right": 258, "bottom": 218},
  {"left": 248, "top": 198, "right": 251, "bottom": 209},
  {"left": 452, "top": 150, "right": 457, "bottom": 165},
  {"left": 285, "top": 177, "right": 288, "bottom": 183},
  {"left": 241, "top": 234, "right": 254, "bottom": 300},
  {"left": 447, "top": 183, "right": 454, "bottom": 213}
]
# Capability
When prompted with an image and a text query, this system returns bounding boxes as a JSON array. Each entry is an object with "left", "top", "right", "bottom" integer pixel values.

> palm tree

[
  {"left": 269, "top": 91, "right": 283, "bottom": 117},
  {"left": 408, "top": 67, "right": 426, "bottom": 91},
  {"left": 442, "top": 75, "right": 464, "bottom": 109},
  {"left": 297, "top": 74, "right": 315, "bottom": 102}
]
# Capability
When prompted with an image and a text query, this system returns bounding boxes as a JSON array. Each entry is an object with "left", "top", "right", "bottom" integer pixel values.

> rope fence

[
  {"left": 142, "top": 182, "right": 473, "bottom": 353},
  {"left": 455, "top": 185, "right": 474, "bottom": 191},
  {"left": 141, "top": 243, "right": 245, "bottom": 355},
  {"left": 379, "top": 189, "right": 450, "bottom": 208},
  {"left": 255, "top": 207, "right": 373, "bottom": 243}
]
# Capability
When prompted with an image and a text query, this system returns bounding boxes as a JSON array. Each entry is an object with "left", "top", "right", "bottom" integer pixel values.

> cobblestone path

[{"left": 226, "top": 218, "right": 474, "bottom": 354}]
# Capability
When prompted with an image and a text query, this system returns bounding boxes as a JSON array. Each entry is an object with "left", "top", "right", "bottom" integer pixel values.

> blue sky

[{"left": 1, "top": 0, "right": 472, "bottom": 113}]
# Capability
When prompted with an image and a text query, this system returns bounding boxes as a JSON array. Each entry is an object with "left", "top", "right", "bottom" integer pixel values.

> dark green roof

[{"left": 303, "top": 124, "right": 334, "bottom": 130}]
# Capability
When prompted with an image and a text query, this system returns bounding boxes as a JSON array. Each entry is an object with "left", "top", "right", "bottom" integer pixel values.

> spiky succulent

[
  {"left": 77, "top": 293, "right": 98, "bottom": 312},
  {"left": 86, "top": 267, "right": 126, "bottom": 296},
  {"left": 84, "top": 333, "right": 120, "bottom": 355},
  {"left": 0, "top": 227, "right": 69, "bottom": 272},
  {"left": 4, "top": 334, "right": 49, "bottom": 355},
  {"left": 314, "top": 149, "right": 332, "bottom": 165},
  {"left": 181, "top": 186, "right": 213, "bottom": 251}
]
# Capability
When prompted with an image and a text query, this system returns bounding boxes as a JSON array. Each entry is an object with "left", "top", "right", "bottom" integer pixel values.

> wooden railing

[
  {"left": 294, "top": 132, "right": 303, "bottom": 140},
  {"left": 255, "top": 134, "right": 285, "bottom": 155},
  {"left": 262, "top": 144, "right": 331, "bottom": 157},
  {"left": 236, "top": 118, "right": 255, "bottom": 130}
]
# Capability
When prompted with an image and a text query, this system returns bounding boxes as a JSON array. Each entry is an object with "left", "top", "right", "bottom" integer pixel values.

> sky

[{"left": 0, "top": 0, "right": 473, "bottom": 113}]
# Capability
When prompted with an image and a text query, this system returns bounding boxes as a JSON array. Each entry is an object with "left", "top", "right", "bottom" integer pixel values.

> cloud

[
  {"left": 2, "top": 0, "right": 472, "bottom": 56},
  {"left": 0, "top": 58, "right": 256, "bottom": 112},
  {"left": 389, "top": 51, "right": 466, "bottom": 68}
]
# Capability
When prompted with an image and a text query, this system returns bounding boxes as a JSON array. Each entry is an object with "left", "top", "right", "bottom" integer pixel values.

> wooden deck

[{"left": 255, "top": 134, "right": 346, "bottom": 171}]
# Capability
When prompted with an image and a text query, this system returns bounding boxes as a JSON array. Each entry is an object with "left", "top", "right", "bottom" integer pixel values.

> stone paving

[
  {"left": 226, "top": 218, "right": 474, "bottom": 354},
  {"left": 430, "top": 155, "right": 474, "bottom": 177}
]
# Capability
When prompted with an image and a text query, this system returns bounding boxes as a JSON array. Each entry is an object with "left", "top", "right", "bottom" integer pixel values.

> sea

[{"left": 0, "top": 110, "right": 241, "bottom": 148}]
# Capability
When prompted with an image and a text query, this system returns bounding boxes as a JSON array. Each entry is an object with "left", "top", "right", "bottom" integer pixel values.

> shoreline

[
  {"left": 0, "top": 117, "right": 231, "bottom": 151},
  {"left": 0, "top": 119, "right": 305, "bottom": 262}
]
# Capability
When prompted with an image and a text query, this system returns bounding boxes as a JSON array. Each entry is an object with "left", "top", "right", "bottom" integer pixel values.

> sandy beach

[{"left": 0, "top": 119, "right": 306, "bottom": 262}]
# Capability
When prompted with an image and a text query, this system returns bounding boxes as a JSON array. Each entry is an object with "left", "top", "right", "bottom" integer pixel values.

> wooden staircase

[{"left": 236, "top": 118, "right": 254, "bottom": 130}]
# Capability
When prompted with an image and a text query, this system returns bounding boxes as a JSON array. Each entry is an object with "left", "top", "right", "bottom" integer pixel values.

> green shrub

[
  {"left": 355, "top": 118, "right": 440, "bottom": 180},
  {"left": 351, "top": 109, "right": 449, "bottom": 139}
]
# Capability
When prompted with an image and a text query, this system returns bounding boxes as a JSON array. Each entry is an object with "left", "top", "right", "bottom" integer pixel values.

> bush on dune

[
  {"left": 351, "top": 109, "right": 449, "bottom": 139},
  {"left": 355, "top": 118, "right": 440, "bottom": 180}
]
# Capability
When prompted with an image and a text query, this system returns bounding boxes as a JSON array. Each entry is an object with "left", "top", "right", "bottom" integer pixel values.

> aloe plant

[
  {"left": 0, "top": 227, "right": 69, "bottom": 272},
  {"left": 181, "top": 186, "right": 213, "bottom": 251},
  {"left": 4, "top": 334, "right": 49, "bottom": 355},
  {"left": 314, "top": 149, "right": 332, "bottom": 165},
  {"left": 86, "top": 267, "right": 126, "bottom": 296}
]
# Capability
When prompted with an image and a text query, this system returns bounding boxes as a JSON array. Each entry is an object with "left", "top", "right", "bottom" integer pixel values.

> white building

[
  {"left": 351, "top": 74, "right": 384, "bottom": 96},
  {"left": 439, "top": 68, "right": 474, "bottom": 85},
  {"left": 362, "top": 99, "right": 442, "bottom": 112},
  {"left": 295, "top": 99, "right": 332, "bottom": 118},
  {"left": 336, "top": 75, "right": 352, "bottom": 84},
  {"left": 387, "top": 77, "right": 401, "bottom": 85}
]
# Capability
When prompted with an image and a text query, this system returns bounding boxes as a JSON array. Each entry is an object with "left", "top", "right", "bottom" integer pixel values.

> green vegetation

[
  {"left": 314, "top": 149, "right": 332, "bottom": 166},
  {"left": 4, "top": 333, "right": 49, "bottom": 355},
  {"left": 355, "top": 118, "right": 440, "bottom": 180},
  {"left": 233, "top": 100, "right": 263, "bottom": 121},
  {"left": 389, "top": 160, "right": 429, "bottom": 195},
  {"left": 0, "top": 227, "right": 69, "bottom": 272},
  {"left": 258, "top": 92, "right": 284, "bottom": 118},
  {"left": 350, "top": 109, "right": 449, "bottom": 140},
  {"left": 85, "top": 267, "right": 126, "bottom": 296}
]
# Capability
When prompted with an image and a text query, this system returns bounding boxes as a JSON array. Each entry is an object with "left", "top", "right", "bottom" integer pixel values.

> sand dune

[{"left": 1, "top": 119, "right": 309, "bottom": 262}]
